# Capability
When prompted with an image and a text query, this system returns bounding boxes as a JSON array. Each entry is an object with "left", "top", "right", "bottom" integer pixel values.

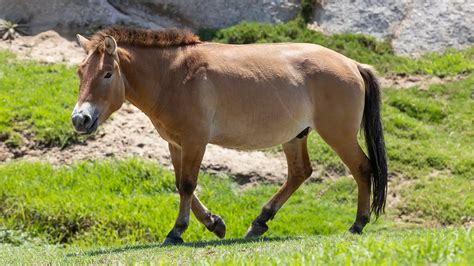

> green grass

[
  {"left": 0, "top": 51, "right": 80, "bottom": 147},
  {"left": 383, "top": 77, "right": 474, "bottom": 179},
  {"left": 399, "top": 177, "right": 474, "bottom": 225},
  {"left": 1, "top": 25, "right": 473, "bottom": 263},
  {"left": 1, "top": 159, "right": 379, "bottom": 248},
  {"left": 200, "top": 21, "right": 474, "bottom": 76},
  {"left": 1, "top": 42, "right": 473, "bottom": 233},
  {"left": 307, "top": 74, "right": 474, "bottom": 225},
  {"left": 1, "top": 229, "right": 472, "bottom": 264}
]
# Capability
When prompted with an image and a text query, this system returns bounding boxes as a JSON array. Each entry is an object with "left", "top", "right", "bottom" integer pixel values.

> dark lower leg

[
  {"left": 168, "top": 143, "right": 225, "bottom": 239},
  {"left": 246, "top": 137, "right": 311, "bottom": 238},
  {"left": 245, "top": 179, "right": 308, "bottom": 238},
  {"left": 165, "top": 192, "right": 226, "bottom": 244},
  {"left": 311, "top": 133, "right": 372, "bottom": 235},
  {"left": 163, "top": 144, "right": 205, "bottom": 245},
  {"left": 349, "top": 165, "right": 371, "bottom": 234},
  {"left": 192, "top": 196, "right": 226, "bottom": 238},
  {"left": 164, "top": 193, "right": 192, "bottom": 244}
]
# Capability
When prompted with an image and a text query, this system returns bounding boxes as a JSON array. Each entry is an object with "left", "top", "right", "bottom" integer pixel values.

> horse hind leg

[
  {"left": 245, "top": 135, "right": 313, "bottom": 238},
  {"left": 314, "top": 123, "right": 372, "bottom": 234}
]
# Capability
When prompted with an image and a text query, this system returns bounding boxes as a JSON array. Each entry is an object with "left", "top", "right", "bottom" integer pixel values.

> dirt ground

[
  {"left": 0, "top": 31, "right": 84, "bottom": 65},
  {"left": 0, "top": 31, "right": 463, "bottom": 186},
  {"left": 379, "top": 74, "right": 467, "bottom": 90},
  {"left": 3, "top": 103, "right": 293, "bottom": 185}
]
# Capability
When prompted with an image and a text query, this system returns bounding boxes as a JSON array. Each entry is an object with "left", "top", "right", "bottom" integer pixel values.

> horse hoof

[
  {"left": 163, "top": 236, "right": 184, "bottom": 245},
  {"left": 244, "top": 222, "right": 268, "bottom": 238},
  {"left": 209, "top": 215, "right": 226, "bottom": 239},
  {"left": 348, "top": 224, "right": 363, "bottom": 234}
]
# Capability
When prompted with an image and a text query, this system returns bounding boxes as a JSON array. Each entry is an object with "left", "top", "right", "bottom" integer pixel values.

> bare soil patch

[
  {"left": 1, "top": 103, "right": 295, "bottom": 185},
  {"left": 379, "top": 74, "right": 467, "bottom": 90},
  {"left": 0, "top": 31, "right": 83, "bottom": 65}
]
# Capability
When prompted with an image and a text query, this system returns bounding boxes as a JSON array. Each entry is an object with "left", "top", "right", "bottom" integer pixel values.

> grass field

[
  {"left": 2, "top": 230, "right": 472, "bottom": 264},
  {"left": 0, "top": 159, "right": 376, "bottom": 247},
  {"left": 1, "top": 18, "right": 473, "bottom": 264},
  {"left": 0, "top": 51, "right": 80, "bottom": 147}
]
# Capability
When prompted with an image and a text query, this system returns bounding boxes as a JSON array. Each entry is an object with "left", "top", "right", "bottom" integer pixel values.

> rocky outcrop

[
  {"left": 313, "top": 0, "right": 474, "bottom": 56},
  {"left": 108, "top": 0, "right": 300, "bottom": 29},
  {"left": 0, "top": 0, "right": 472, "bottom": 55},
  {"left": 0, "top": 0, "right": 300, "bottom": 34}
]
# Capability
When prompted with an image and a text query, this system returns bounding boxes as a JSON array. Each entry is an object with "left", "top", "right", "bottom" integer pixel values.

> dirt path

[
  {"left": 0, "top": 31, "right": 84, "bottom": 65},
  {"left": 379, "top": 74, "right": 466, "bottom": 90},
  {"left": 7, "top": 103, "right": 291, "bottom": 185}
]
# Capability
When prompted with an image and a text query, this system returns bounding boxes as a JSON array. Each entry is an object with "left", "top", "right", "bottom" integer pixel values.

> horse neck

[{"left": 119, "top": 46, "right": 177, "bottom": 117}]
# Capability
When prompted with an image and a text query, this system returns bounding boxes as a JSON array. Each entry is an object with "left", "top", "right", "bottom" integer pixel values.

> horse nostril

[
  {"left": 83, "top": 114, "right": 92, "bottom": 127},
  {"left": 71, "top": 113, "right": 93, "bottom": 130},
  {"left": 71, "top": 114, "right": 83, "bottom": 129}
]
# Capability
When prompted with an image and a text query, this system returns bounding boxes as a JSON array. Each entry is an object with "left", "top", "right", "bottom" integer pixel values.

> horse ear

[
  {"left": 76, "top": 34, "right": 90, "bottom": 53},
  {"left": 104, "top": 35, "right": 117, "bottom": 55}
]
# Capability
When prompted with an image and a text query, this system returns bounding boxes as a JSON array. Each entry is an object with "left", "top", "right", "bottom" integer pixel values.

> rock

[
  {"left": 0, "top": 0, "right": 472, "bottom": 56},
  {"left": 0, "top": 0, "right": 176, "bottom": 34},
  {"left": 0, "top": 0, "right": 300, "bottom": 34},
  {"left": 109, "top": 0, "right": 300, "bottom": 29},
  {"left": 313, "top": 0, "right": 474, "bottom": 56}
]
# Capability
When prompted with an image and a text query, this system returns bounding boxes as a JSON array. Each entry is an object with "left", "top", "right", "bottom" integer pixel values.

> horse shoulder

[{"left": 181, "top": 50, "right": 210, "bottom": 85}]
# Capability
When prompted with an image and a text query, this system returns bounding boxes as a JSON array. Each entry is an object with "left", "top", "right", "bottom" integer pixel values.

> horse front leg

[
  {"left": 163, "top": 143, "right": 206, "bottom": 245},
  {"left": 168, "top": 143, "right": 226, "bottom": 239}
]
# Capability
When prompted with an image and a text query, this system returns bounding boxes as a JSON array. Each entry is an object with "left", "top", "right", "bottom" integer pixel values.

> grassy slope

[
  {"left": 1, "top": 230, "right": 473, "bottom": 264},
  {"left": 0, "top": 51, "right": 80, "bottom": 147},
  {"left": 1, "top": 159, "right": 376, "bottom": 247}
]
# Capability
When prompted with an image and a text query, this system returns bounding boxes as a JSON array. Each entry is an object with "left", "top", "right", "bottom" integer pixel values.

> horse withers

[{"left": 71, "top": 27, "right": 387, "bottom": 245}]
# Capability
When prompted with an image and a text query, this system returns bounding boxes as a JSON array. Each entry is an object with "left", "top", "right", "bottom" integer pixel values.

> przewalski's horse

[{"left": 72, "top": 27, "right": 387, "bottom": 244}]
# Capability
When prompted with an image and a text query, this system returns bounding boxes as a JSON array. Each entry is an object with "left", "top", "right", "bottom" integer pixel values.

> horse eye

[{"left": 104, "top": 72, "right": 112, "bottom": 79}]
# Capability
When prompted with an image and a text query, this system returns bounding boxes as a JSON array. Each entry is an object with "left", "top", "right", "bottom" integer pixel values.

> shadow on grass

[{"left": 68, "top": 236, "right": 298, "bottom": 257}]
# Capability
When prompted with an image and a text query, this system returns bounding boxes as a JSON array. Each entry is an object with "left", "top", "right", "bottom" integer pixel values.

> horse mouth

[
  {"left": 83, "top": 117, "right": 99, "bottom": 135},
  {"left": 71, "top": 102, "right": 101, "bottom": 135},
  {"left": 72, "top": 114, "right": 99, "bottom": 135}
]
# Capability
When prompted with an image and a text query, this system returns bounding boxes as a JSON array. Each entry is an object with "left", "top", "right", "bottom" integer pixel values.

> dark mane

[{"left": 86, "top": 27, "right": 201, "bottom": 52}]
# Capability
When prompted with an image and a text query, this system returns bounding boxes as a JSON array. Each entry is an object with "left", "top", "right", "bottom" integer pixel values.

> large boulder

[
  {"left": 0, "top": 0, "right": 300, "bottom": 34},
  {"left": 313, "top": 0, "right": 474, "bottom": 56},
  {"left": 0, "top": 0, "right": 472, "bottom": 56},
  {"left": 108, "top": 0, "right": 300, "bottom": 29}
]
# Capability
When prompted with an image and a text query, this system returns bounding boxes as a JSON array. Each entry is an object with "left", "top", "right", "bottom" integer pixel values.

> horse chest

[{"left": 150, "top": 119, "right": 180, "bottom": 147}]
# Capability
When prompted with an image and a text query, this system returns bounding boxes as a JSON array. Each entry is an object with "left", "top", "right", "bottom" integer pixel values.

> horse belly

[{"left": 209, "top": 92, "right": 313, "bottom": 150}]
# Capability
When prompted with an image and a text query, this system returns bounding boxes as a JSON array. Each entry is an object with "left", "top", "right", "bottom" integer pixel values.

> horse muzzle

[{"left": 71, "top": 102, "right": 100, "bottom": 134}]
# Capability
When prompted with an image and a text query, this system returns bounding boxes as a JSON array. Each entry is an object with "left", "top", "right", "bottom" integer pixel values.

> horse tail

[{"left": 358, "top": 64, "right": 388, "bottom": 218}]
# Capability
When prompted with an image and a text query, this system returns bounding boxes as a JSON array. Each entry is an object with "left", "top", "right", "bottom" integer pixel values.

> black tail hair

[{"left": 358, "top": 64, "right": 388, "bottom": 218}]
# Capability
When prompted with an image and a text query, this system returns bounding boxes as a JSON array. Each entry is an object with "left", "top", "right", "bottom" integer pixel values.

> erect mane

[{"left": 86, "top": 27, "right": 201, "bottom": 52}]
